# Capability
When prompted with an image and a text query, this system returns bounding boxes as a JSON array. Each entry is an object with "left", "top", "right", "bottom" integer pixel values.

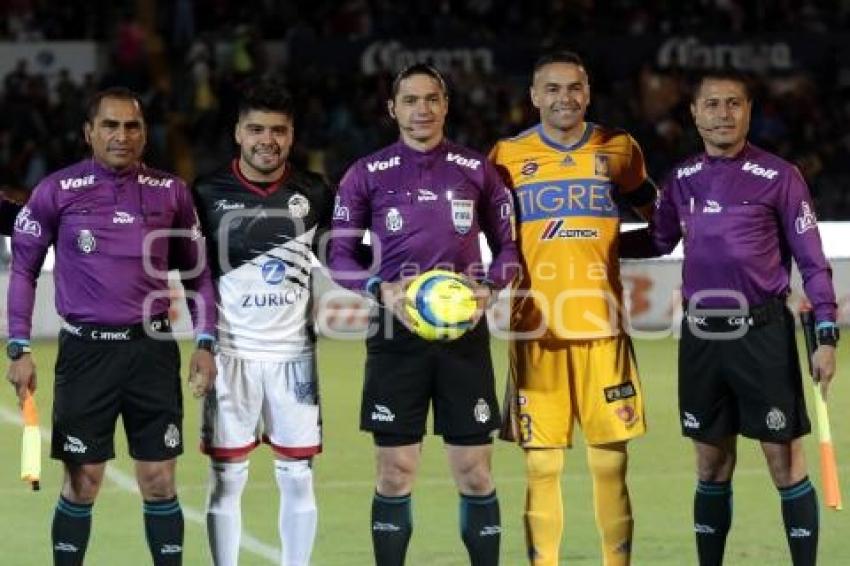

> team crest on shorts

[
  {"left": 164, "top": 424, "right": 181, "bottom": 448},
  {"left": 765, "top": 407, "right": 786, "bottom": 431},
  {"left": 474, "top": 398, "right": 491, "bottom": 423},
  {"left": 386, "top": 207, "right": 403, "bottom": 232},
  {"left": 294, "top": 380, "right": 318, "bottom": 405},
  {"left": 288, "top": 194, "right": 310, "bottom": 218},
  {"left": 451, "top": 199, "right": 474, "bottom": 234},
  {"left": 615, "top": 405, "right": 639, "bottom": 428},
  {"left": 77, "top": 229, "right": 96, "bottom": 253}
]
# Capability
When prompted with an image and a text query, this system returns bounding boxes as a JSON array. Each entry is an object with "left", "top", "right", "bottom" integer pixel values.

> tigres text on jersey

[
  {"left": 490, "top": 123, "right": 649, "bottom": 339},
  {"left": 193, "top": 160, "right": 334, "bottom": 360}
]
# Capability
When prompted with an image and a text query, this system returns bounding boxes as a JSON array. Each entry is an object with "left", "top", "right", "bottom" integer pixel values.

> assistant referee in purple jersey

[
  {"left": 622, "top": 70, "right": 838, "bottom": 566},
  {"left": 6, "top": 87, "right": 217, "bottom": 566},
  {"left": 329, "top": 64, "right": 519, "bottom": 566}
]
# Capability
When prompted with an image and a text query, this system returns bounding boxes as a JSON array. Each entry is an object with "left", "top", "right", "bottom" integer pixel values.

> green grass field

[{"left": 1, "top": 336, "right": 848, "bottom": 565}]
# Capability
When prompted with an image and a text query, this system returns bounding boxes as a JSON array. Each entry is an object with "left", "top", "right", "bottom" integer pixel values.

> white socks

[
  {"left": 206, "top": 460, "right": 250, "bottom": 566},
  {"left": 206, "top": 459, "right": 316, "bottom": 566},
  {"left": 275, "top": 459, "right": 317, "bottom": 566}
]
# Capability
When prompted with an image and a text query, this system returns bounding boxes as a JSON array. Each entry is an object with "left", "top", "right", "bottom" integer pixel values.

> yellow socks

[
  {"left": 587, "top": 443, "right": 633, "bottom": 566},
  {"left": 524, "top": 448, "right": 564, "bottom": 566}
]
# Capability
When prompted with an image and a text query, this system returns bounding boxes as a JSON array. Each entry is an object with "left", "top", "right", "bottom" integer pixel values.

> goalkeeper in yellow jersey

[{"left": 489, "top": 51, "right": 657, "bottom": 566}]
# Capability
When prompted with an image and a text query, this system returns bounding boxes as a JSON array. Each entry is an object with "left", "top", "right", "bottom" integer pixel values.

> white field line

[{"left": 0, "top": 405, "right": 278, "bottom": 563}]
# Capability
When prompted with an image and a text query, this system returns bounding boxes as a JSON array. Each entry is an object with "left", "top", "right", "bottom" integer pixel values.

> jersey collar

[
  {"left": 231, "top": 159, "right": 290, "bottom": 197},
  {"left": 396, "top": 138, "right": 447, "bottom": 159},
  {"left": 536, "top": 122, "right": 594, "bottom": 153},
  {"left": 703, "top": 141, "right": 757, "bottom": 165},
  {"left": 88, "top": 157, "right": 141, "bottom": 179}
]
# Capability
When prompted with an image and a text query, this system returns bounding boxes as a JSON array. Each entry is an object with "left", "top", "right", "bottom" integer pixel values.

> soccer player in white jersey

[{"left": 192, "top": 79, "right": 334, "bottom": 566}]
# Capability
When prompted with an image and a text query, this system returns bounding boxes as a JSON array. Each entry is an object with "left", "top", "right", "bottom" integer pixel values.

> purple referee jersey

[
  {"left": 631, "top": 143, "right": 836, "bottom": 322},
  {"left": 329, "top": 139, "right": 519, "bottom": 291},
  {"left": 8, "top": 158, "right": 217, "bottom": 339}
]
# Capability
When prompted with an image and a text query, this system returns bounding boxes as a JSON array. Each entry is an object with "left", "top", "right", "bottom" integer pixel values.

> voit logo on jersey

[
  {"left": 60, "top": 175, "right": 95, "bottom": 190},
  {"left": 261, "top": 258, "right": 287, "bottom": 285},
  {"left": 138, "top": 174, "right": 174, "bottom": 188}
]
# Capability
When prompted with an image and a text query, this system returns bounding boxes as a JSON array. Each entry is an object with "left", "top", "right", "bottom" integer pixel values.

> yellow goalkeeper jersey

[{"left": 490, "top": 122, "right": 648, "bottom": 339}]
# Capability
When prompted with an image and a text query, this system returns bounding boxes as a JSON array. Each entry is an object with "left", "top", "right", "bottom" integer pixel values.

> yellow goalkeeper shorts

[{"left": 506, "top": 335, "right": 647, "bottom": 447}]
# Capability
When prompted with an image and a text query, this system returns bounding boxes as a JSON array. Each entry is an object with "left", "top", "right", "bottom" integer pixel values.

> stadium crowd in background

[{"left": 1, "top": 1, "right": 850, "bottom": 219}]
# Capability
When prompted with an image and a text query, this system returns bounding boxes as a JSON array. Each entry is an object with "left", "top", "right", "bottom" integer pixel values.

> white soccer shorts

[{"left": 201, "top": 353, "right": 322, "bottom": 459}]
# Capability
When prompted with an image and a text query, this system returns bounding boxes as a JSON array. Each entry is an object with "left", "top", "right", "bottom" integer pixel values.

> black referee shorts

[
  {"left": 360, "top": 308, "right": 500, "bottom": 442},
  {"left": 51, "top": 319, "right": 183, "bottom": 464},
  {"left": 678, "top": 306, "right": 810, "bottom": 443}
]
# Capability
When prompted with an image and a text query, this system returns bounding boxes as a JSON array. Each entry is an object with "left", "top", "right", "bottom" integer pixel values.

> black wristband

[{"left": 817, "top": 325, "right": 839, "bottom": 347}]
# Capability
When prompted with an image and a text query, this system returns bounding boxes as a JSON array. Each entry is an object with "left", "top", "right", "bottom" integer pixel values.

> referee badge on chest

[
  {"left": 451, "top": 199, "right": 474, "bottom": 234},
  {"left": 386, "top": 207, "right": 403, "bottom": 232},
  {"left": 77, "top": 229, "right": 96, "bottom": 254}
]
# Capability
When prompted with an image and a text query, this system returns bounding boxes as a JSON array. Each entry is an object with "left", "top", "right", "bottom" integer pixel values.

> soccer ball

[{"left": 405, "top": 270, "right": 478, "bottom": 341}]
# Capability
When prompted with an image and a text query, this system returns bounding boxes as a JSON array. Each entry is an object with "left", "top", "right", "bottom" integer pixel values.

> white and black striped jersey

[{"left": 193, "top": 160, "right": 334, "bottom": 360}]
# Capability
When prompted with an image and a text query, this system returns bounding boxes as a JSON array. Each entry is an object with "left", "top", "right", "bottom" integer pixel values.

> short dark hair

[
  {"left": 238, "top": 78, "right": 294, "bottom": 119},
  {"left": 85, "top": 86, "right": 144, "bottom": 124},
  {"left": 691, "top": 69, "right": 754, "bottom": 101},
  {"left": 391, "top": 63, "right": 448, "bottom": 99},
  {"left": 532, "top": 50, "right": 586, "bottom": 79}
]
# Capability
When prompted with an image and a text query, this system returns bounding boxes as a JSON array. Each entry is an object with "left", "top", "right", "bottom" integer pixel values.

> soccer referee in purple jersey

[
  {"left": 329, "top": 64, "right": 519, "bottom": 566},
  {"left": 6, "top": 87, "right": 217, "bottom": 566},
  {"left": 622, "top": 70, "right": 838, "bottom": 566}
]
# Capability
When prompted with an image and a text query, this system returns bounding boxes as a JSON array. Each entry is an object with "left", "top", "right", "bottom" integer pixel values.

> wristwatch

[
  {"left": 6, "top": 341, "right": 32, "bottom": 361},
  {"left": 816, "top": 324, "right": 840, "bottom": 347},
  {"left": 196, "top": 338, "right": 216, "bottom": 353},
  {"left": 365, "top": 276, "right": 383, "bottom": 304}
]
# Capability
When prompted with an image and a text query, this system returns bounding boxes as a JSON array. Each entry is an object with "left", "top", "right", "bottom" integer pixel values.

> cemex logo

[{"left": 540, "top": 219, "right": 598, "bottom": 240}]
